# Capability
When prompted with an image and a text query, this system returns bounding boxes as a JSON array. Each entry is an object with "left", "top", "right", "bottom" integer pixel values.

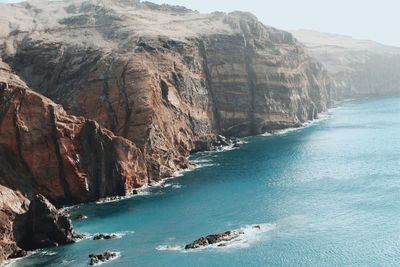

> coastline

[{"left": 3, "top": 102, "right": 343, "bottom": 266}]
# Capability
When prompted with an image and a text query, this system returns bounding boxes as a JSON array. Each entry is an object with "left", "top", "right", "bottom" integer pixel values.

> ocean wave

[
  {"left": 191, "top": 158, "right": 213, "bottom": 164},
  {"left": 1, "top": 256, "right": 25, "bottom": 267},
  {"left": 262, "top": 112, "right": 332, "bottom": 137},
  {"left": 95, "top": 188, "right": 153, "bottom": 204},
  {"left": 156, "top": 245, "right": 183, "bottom": 251},
  {"left": 95, "top": 174, "right": 185, "bottom": 205},
  {"left": 195, "top": 163, "right": 220, "bottom": 169},
  {"left": 35, "top": 251, "right": 57, "bottom": 256}
]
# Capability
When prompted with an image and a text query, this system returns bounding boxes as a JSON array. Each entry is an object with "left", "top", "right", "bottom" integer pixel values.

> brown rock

[
  {"left": 1, "top": 1, "right": 334, "bottom": 183},
  {"left": 0, "top": 60, "right": 149, "bottom": 204}
]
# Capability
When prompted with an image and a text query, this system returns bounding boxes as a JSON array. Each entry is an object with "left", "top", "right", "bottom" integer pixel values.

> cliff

[
  {"left": 0, "top": 59, "right": 148, "bottom": 205},
  {"left": 291, "top": 30, "right": 400, "bottom": 98},
  {"left": 0, "top": 1, "right": 335, "bottom": 261},
  {"left": 0, "top": 58, "right": 150, "bottom": 260},
  {"left": 1, "top": 0, "right": 334, "bottom": 181}
]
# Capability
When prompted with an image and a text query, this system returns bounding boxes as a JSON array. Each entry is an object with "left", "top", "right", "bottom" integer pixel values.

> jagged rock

[
  {"left": 89, "top": 251, "right": 118, "bottom": 266},
  {"left": 93, "top": 234, "right": 118, "bottom": 240},
  {"left": 1, "top": 0, "right": 334, "bottom": 184},
  {"left": 19, "top": 194, "right": 77, "bottom": 250},
  {"left": 185, "top": 230, "right": 243, "bottom": 250},
  {"left": 0, "top": 60, "right": 149, "bottom": 204}
]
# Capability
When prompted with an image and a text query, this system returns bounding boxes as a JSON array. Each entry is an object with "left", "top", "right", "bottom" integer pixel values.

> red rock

[{"left": 0, "top": 60, "right": 148, "bottom": 204}]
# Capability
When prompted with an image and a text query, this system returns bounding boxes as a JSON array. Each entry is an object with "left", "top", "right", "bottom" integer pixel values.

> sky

[
  {"left": 1, "top": 0, "right": 399, "bottom": 47},
  {"left": 149, "top": 0, "right": 399, "bottom": 47}
]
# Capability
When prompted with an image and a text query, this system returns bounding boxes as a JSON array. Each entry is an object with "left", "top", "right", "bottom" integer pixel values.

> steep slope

[
  {"left": 0, "top": 57, "right": 151, "bottom": 260},
  {"left": 291, "top": 30, "right": 400, "bottom": 98},
  {"left": 0, "top": 185, "right": 29, "bottom": 261},
  {"left": 1, "top": 0, "right": 334, "bottom": 181},
  {"left": 0, "top": 59, "right": 148, "bottom": 205}
]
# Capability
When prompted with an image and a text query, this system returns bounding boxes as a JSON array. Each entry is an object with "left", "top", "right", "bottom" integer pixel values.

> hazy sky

[
  {"left": 149, "top": 0, "right": 399, "bottom": 46},
  {"left": 1, "top": 0, "right": 399, "bottom": 47}
]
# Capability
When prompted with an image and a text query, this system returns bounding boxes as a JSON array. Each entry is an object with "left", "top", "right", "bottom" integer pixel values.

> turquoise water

[{"left": 12, "top": 97, "right": 400, "bottom": 267}]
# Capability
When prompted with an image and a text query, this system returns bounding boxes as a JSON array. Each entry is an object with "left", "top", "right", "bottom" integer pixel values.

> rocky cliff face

[
  {"left": 0, "top": 59, "right": 148, "bottom": 205},
  {"left": 1, "top": 0, "right": 334, "bottom": 181},
  {"left": 0, "top": 59, "right": 149, "bottom": 260},
  {"left": 291, "top": 30, "right": 400, "bottom": 98}
]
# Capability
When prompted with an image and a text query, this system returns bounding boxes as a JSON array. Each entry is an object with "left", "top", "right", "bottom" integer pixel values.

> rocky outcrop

[
  {"left": 88, "top": 251, "right": 119, "bottom": 266},
  {"left": 185, "top": 230, "right": 243, "bottom": 249},
  {"left": 0, "top": 185, "right": 29, "bottom": 261},
  {"left": 0, "top": 188, "right": 79, "bottom": 261},
  {"left": 0, "top": 59, "right": 149, "bottom": 205},
  {"left": 93, "top": 234, "right": 118, "bottom": 240},
  {"left": 291, "top": 30, "right": 400, "bottom": 98},
  {"left": 1, "top": 0, "right": 334, "bottom": 182},
  {"left": 18, "top": 194, "right": 77, "bottom": 250}
]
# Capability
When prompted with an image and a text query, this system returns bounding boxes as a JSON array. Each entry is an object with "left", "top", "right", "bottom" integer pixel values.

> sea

[{"left": 9, "top": 97, "right": 400, "bottom": 267}]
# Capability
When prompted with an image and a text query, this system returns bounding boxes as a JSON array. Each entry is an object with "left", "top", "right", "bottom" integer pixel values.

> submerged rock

[
  {"left": 89, "top": 251, "right": 118, "bottom": 265},
  {"left": 185, "top": 230, "right": 243, "bottom": 250}
]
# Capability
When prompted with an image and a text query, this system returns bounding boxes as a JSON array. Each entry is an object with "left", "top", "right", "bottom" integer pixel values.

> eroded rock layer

[
  {"left": 0, "top": 59, "right": 148, "bottom": 205},
  {"left": 1, "top": 0, "right": 334, "bottom": 180}
]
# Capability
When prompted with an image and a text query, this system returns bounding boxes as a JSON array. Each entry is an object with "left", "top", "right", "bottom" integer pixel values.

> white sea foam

[
  {"left": 61, "top": 259, "right": 76, "bottom": 265},
  {"left": 195, "top": 223, "right": 277, "bottom": 250},
  {"left": 1, "top": 257, "right": 24, "bottom": 267},
  {"left": 191, "top": 158, "right": 212, "bottom": 164},
  {"left": 37, "top": 251, "right": 57, "bottom": 256},
  {"left": 156, "top": 245, "right": 183, "bottom": 251},
  {"left": 80, "top": 231, "right": 134, "bottom": 240},
  {"left": 95, "top": 187, "right": 153, "bottom": 204},
  {"left": 261, "top": 111, "right": 332, "bottom": 137}
]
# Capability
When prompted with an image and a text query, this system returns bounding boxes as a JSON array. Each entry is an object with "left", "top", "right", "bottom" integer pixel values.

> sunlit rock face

[
  {"left": 0, "top": 59, "right": 148, "bottom": 205},
  {"left": 1, "top": 1, "right": 334, "bottom": 182},
  {"left": 292, "top": 30, "right": 400, "bottom": 98}
]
